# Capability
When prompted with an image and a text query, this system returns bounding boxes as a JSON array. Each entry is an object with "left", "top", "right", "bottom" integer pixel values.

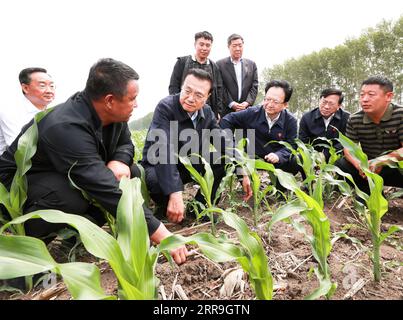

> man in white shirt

[{"left": 0, "top": 67, "right": 55, "bottom": 155}]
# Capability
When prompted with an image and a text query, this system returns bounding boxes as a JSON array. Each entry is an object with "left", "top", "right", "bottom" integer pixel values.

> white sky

[{"left": 1, "top": 0, "right": 402, "bottom": 120}]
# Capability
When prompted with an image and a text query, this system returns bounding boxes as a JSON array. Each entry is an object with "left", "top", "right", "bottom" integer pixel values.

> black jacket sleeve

[
  {"left": 168, "top": 57, "right": 185, "bottom": 95},
  {"left": 298, "top": 114, "right": 310, "bottom": 144},
  {"left": 112, "top": 123, "right": 134, "bottom": 166},
  {"left": 146, "top": 103, "right": 184, "bottom": 195},
  {"left": 40, "top": 122, "right": 160, "bottom": 235}
]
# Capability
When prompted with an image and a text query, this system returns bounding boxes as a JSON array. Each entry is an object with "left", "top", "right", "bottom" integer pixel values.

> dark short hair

[
  {"left": 195, "top": 31, "right": 213, "bottom": 42},
  {"left": 264, "top": 80, "right": 293, "bottom": 103},
  {"left": 183, "top": 68, "right": 213, "bottom": 93},
  {"left": 19, "top": 67, "right": 48, "bottom": 85},
  {"left": 320, "top": 88, "right": 344, "bottom": 105},
  {"left": 227, "top": 33, "right": 244, "bottom": 46},
  {"left": 85, "top": 58, "right": 139, "bottom": 101},
  {"left": 361, "top": 75, "right": 393, "bottom": 93}
]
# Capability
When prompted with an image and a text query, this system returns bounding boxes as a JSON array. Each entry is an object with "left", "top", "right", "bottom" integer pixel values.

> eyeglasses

[
  {"left": 263, "top": 98, "right": 284, "bottom": 106},
  {"left": 181, "top": 88, "right": 207, "bottom": 101},
  {"left": 320, "top": 98, "right": 337, "bottom": 108}
]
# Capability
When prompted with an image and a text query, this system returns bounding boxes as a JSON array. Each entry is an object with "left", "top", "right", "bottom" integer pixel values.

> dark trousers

[
  {"left": 336, "top": 157, "right": 403, "bottom": 194},
  {"left": 145, "top": 162, "right": 226, "bottom": 217},
  {"left": 19, "top": 165, "right": 142, "bottom": 239}
]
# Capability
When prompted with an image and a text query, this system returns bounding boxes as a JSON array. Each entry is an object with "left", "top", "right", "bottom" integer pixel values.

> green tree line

[{"left": 260, "top": 16, "right": 403, "bottom": 117}]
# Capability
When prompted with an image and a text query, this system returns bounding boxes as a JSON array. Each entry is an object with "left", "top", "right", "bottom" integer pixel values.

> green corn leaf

[
  {"left": 57, "top": 262, "right": 115, "bottom": 300},
  {"left": 0, "top": 183, "right": 11, "bottom": 225},
  {"left": 213, "top": 164, "right": 235, "bottom": 205},
  {"left": 159, "top": 233, "right": 243, "bottom": 263},
  {"left": 366, "top": 171, "right": 389, "bottom": 222},
  {"left": 116, "top": 178, "right": 159, "bottom": 299},
  {"left": 221, "top": 210, "right": 273, "bottom": 300},
  {"left": 269, "top": 168, "right": 333, "bottom": 286},
  {"left": 179, "top": 155, "right": 212, "bottom": 205},
  {"left": 296, "top": 190, "right": 332, "bottom": 277},
  {"left": 379, "top": 225, "right": 403, "bottom": 244},
  {"left": 304, "top": 268, "right": 337, "bottom": 300},
  {"left": 267, "top": 199, "right": 307, "bottom": 231},
  {"left": 0, "top": 234, "right": 57, "bottom": 278},
  {"left": 323, "top": 164, "right": 369, "bottom": 201},
  {"left": 0, "top": 210, "right": 125, "bottom": 265},
  {"left": 338, "top": 132, "right": 368, "bottom": 169},
  {"left": 274, "top": 169, "right": 300, "bottom": 191},
  {"left": 313, "top": 173, "right": 324, "bottom": 209},
  {"left": 116, "top": 178, "right": 149, "bottom": 272},
  {"left": 0, "top": 234, "right": 112, "bottom": 300},
  {"left": 321, "top": 171, "right": 353, "bottom": 197},
  {"left": 136, "top": 163, "right": 150, "bottom": 207}
]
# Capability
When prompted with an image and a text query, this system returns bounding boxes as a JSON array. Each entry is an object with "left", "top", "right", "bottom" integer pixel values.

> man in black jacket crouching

[{"left": 0, "top": 58, "right": 188, "bottom": 265}]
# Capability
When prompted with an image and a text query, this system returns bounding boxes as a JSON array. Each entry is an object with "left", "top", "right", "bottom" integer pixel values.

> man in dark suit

[
  {"left": 142, "top": 68, "right": 252, "bottom": 224},
  {"left": 216, "top": 34, "right": 258, "bottom": 117},
  {"left": 299, "top": 88, "right": 350, "bottom": 160},
  {"left": 220, "top": 80, "right": 298, "bottom": 175}
]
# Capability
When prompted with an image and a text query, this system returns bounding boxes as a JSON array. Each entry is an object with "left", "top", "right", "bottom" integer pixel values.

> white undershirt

[{"left": 265, "top": 112, "right": 281, "bottom": 131}]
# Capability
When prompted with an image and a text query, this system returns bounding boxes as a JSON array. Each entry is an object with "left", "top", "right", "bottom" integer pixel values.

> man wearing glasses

[
  {"left": 298, "top": 88, "right": 350, "bottom": 160},
  {"left": 220, "top": 80, "right": 299, "bottom": 174},
  {"left": 0, "top": 67, "right": 55, "bottom": 155},
  {"left": 142, "top": 68, "right": 252, "bottom": 224},
  {"left": 216, "top": 34, "right": 259, "bottom": 116}
]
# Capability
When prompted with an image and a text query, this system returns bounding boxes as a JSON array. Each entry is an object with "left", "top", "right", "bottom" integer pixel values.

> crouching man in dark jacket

[
  {"left": 142, "top": 68, "right": 252, "bottom": 224},
  {"left": 0, "top": 58, "right": 188, "bottom": 265}
]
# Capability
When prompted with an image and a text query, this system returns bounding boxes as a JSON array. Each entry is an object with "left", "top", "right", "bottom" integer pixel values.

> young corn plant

[
  {"left": 179, "top": 154, "right": 235, "bottom": 235},
  {"left": 266, "top": 169, "right": 337, "bottom": 300},
  {"left": 1, "top": 178, "right": 157, "bottom": 299},
  {"left": 0, "top": 110, "right": 52, "bottom": 291},
  {"left": 0, "top": 110, "right": 50, "bottom": 235},
  {"left": 0, "top": 177, "right": 273, "bottom": 299},
  {"left": 278, "top": 138, "right": 339, "bottom": 197},
  {"left": 312, "top": 136, "right": 341, "bottom": 166},
  {"left": 338, "top": 132, "right": 403, "bottom": 282},
  {"left": 178, "top": 154, "right": 274, "bottom": 299},
  {"left": 231, "top": 140, "right": 277, "bottom": 226},
  {"left": 0, "top": 232, "right": 114, "bottom": 299},
  {"left": 160, "top": 208, "right": 274, "bottom": 299}
]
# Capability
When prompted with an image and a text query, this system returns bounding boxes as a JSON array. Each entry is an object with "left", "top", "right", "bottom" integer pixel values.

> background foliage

[{"left": 260, "top": 17, "right": 403, "bottom": 117}]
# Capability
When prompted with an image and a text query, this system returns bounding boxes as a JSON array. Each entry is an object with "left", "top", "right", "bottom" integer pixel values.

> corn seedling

[
  {"left": 267, "top": 169, "right": 337, "bottom": 299},
  {"left": 0, "top": 110, "right": 53, "bottom": 291},
  {"left": 338, "top": 131, "right": 403, "bottom": 282},
  {"left": 179, "top": 154, "right": 235, "bottom": 235},
  {"left": 231, "top": 140, "right": 277, "bottom": 226},
  {"left": 0, "top": 110, "right": 51, "bottom": 235},
  {"left": 278, "top": 138, "right": 341, "bottom": 199},
  {"left": 160, "top": 208, "right": 274, "bottom": 300},
  {"left": 0, "top": 177, "right": 273, "bottom": 299}
]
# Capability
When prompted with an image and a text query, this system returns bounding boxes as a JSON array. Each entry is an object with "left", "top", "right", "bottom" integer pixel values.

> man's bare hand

[
  {"left": 150, "top": 223, "right": 188, "bottom": 264},
  {"left": 107, "top": 160, "right": 131, "bottom": 181},
  {"left": 264, "top": 153, "right": 280, "bottom": 164},
  {"left": 170, "top": 245, "right": 188, "bottom": 265},
  {"left": 167, "top": 192, "right": 185, "bottom": 223},
  {"left": 242, "top": 175, "right": 253, "bottom": 201}
]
